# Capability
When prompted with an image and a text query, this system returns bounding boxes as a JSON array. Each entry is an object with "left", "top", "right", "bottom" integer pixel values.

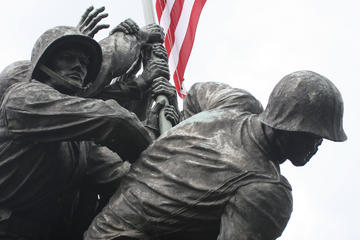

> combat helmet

[
  {"left": 0, "top": 60, "right": 31, "bottom": 97},
  {"left": 30, "top": 26, "right": 102, "bottom": 95},
  {"left": 259, "top": 70, "right": 347, "bottom": 142}
]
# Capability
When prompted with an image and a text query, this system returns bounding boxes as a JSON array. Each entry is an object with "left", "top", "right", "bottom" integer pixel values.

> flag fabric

[{"left": 155, "top": 0, "right": 207, "bottom": 98}]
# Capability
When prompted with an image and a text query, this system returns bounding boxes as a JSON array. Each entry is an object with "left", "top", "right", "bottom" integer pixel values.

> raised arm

[
  {"left": 3, "top": 81, "right": 152, "bottom": 162},
  {"left": 76, "top": 6, "right": 110, "bottom": 38},
  {"left": 83, "top": 19, "right": 165, "bottom": 97}
]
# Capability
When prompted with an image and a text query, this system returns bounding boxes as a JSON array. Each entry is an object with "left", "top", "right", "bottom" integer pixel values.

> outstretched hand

[{"left": 77, "top": 6, "right": 110, "bottom": 38}]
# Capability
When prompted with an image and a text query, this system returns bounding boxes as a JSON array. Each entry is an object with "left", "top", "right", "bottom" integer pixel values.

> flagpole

[
  {"left": 142, "top": 0, "right": 173, "bottom": 134},
  {"left": 142, "top": 0, "right": 156, "bottom": 24}
]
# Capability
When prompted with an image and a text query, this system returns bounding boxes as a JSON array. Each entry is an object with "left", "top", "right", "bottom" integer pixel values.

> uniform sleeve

[
  {"left": 183, "top": 82, "right": 264, "bottom": 119},
  {"left": 84, "top": 142, "right": 130, "bottom": 199},
  {"left": 83, "top": 32, "right": 143, "bottom": 97},
  {"left": 97, "top": 75, "right": 144, "bottom": 103},
  {"left": 217, "top": 182, "right": 293, "bottom": 240},
  {"left": 98, "top": 75, "right": 153, "bottom": 121},
  {"left": 86, "top": 143, "right": 130, "bottom": 186},
  {"left": 3, "top": 82, "right": 152, "bottom": 162}
]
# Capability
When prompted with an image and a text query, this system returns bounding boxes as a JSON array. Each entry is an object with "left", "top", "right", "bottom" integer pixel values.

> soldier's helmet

[
  {"left": 30, "top": 26, "right": 102, "bottom": 93},
  {"left": 0, "top": 60, "right": 31, "bottom": 97},
  {"left": 259, "top": 70, "right": 347, "bottom": 142}
]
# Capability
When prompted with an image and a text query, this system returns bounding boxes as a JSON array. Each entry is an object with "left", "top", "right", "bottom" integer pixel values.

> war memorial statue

[
  {"left": 84, "top": 71, "right": 346, "bottom": 240},
  {"left": 0, "top": 5, "right": 346, "bottom": 240},
  {"left": 0, "top": 6, "right": 179, "bottom": 240}
]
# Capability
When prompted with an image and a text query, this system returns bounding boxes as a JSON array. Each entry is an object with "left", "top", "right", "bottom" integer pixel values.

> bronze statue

[
  {"left": 85, "top": 71, "right": 346, "bottom": 240},
  {"left": 0, "top": 6, "right": 178, "bottom": 240}
]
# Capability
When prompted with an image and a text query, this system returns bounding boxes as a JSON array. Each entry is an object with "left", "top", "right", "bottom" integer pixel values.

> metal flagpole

[
  {"left": 142, "top": 0, "right": 173, "bottom": 134},
  {"left": 142, "top": 0, "right": 156, "bottom": 24}
]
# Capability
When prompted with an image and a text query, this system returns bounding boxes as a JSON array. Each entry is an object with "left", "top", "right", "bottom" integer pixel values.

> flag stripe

[
  {"left": 155, "top": 0, "right": 206, "bottom": 98},
  {"left": 159, "top": 0, "right": 175, "bottom": 35},
  {"left": 164, "top": 0, "right": 184, "bottom": 54},
  {"left": 155, "top": 0, "right": 167, "bottom": 22},
  {"left": 174, "top": 0, "right": 206, "bottom": 95},
  {"left": 168, "top": 0, "right": 195, "bottom": 77}
]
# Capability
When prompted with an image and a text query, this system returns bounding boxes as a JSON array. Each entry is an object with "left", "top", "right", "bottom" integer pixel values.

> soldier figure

[
  {"left": 85, "top": 71, "right": 346, "bottom": 240},
  {"left": 0, "top": 8, "right": 178, "bottom": 240}
]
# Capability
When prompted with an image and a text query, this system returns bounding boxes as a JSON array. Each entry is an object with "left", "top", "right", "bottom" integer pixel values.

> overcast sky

[{"left": 1, "top": 0, "right": 359, "bottom": 239}]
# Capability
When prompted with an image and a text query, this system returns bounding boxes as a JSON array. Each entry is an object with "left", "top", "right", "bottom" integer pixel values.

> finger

[
  {"left": 151, "top": 85, "right": 176, "bottom": 97},
  {"left": 153, "top": 50, "right": 167, "bottom": 58},
  {"left": 88, "top": 24, "right": 110, "bottom": 38},
  {"left": 152, "top": 100, "right": 166, "bottom": 113},
  {"left": 110, "top": 23, "right": 129, "bottom": 35},
  {"left": 78, "top": 6, "right": 94, "bottom": 26},
  {"left": 153, "top": 49, "right": 167, "bottom": 55},
  {"left": 152, "top": 86, "right": 171, "bottom": 96},
  {"left": 83, "top": 6, "right": 106, "bottom": 27},
  {"left": 164, "top": 111, "right": 178, "bottom": 123},
  {"left": 151, "top": 77, "right": 168, "bottom": 84},
  {"left": 151, "top": 77, "right": 173, "bottom": 88},
  {"left": 152, "top": 85, "right": 174, "bottom": 93},
  {"left": 153, "top": 69, "right": 170, "bottom": 79},
  {"left": 164, "top": 106, "right": 178, "bottom": 115},
  {"left": 164, "top": 109, "right": 179, "bottom": 125},
  {"left": 153, "top": 58, "right": 168, "bottom": 64},
  {"left": 125, "top": 19, "right": 139, "bottom": 32},
  {"left": 143, "top": 23, "right": 156, "bottom": 30},
  {"left": 113, "top": 21, "right": 133, "bottom": 34},
  {"left": 147, "top": 64, "right": 169, "bottom": 73},
  {"left": 164, "top": 113, "right": 176, "bottom": 124},
  {"left": 146, "top": 24, "right": 163, "bottom": 31},
  {"left": 148, "top": 59, "right": 169, "bottom": 67},
  {"left": 152, "top": 76, "right": 169, "bottom": 84},
  {"left": 152, "top": 87, "right": 175, "bottom": 98},
  {"left": 152, "top": 46, "right": 168, "bottom": 54},
  {"left": 165, "top": 106, "right": 180, "bottom": 119},
  {"left": 152, "top": 42, "right": 163, "bottom": 48},
  {"left": 122, "top": 22, "right": 133, "bottom": 34},
  {"left": 153, "top": 51, "right": 168, "bottom": 61},
  {"left": 86, "top": 13, "right": 108, "bottom": 31},
  {"left": 147, "top": 62, "right": 169, "bottom": 71},
  {"left": 152, "top": 45, "right": 167, "bottom": 53},
  {"left": 152, "top": 89, "right": 177, "bottom": 100},
  {"left": 110, "top": 25, "right": 128, "bottom": 35}
]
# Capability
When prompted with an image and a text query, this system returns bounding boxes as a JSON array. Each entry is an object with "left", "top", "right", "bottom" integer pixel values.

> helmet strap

[{"left": 38, "top": 64, "right": 81, "bottom": 94}]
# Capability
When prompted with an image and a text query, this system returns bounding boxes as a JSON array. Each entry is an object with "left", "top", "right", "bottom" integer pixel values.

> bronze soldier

[
  {"left": 0, "top": 9, "right": 178, "bottom": 240},
  {"left": 85, "top": 71, "right": 346, "bottom": 240}
]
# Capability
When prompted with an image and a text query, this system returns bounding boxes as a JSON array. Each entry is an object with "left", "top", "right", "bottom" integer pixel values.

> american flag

[{"left": 155, "top": 0, "right": 207, "bottom": 98}]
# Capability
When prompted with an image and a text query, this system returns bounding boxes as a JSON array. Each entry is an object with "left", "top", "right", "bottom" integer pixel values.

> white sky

[{"left": 1, "top": 0, "right": 359, "bottom": 239}]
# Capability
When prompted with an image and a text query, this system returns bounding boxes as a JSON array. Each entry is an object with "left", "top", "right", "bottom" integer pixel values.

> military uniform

[
  {"left": 85, "top": 82, "right": 293, "bottom": 240},
  {"left": 0, "top": 26, "right": 153, "bottom": 239},
  {"left": 86, "top": 70, "right": 346, "bottom": 240}
]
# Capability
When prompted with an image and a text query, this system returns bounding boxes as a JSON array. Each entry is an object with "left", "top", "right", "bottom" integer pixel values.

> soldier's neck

[{"left": 262, "top": 124, "right": 287, "bottom": 164}]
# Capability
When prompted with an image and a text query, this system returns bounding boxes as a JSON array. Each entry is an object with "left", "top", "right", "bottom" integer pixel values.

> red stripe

[
  {"left": 155, "top": 0, "right": 167, "bottom": 23},
  {"left": 173, "top": 72, "right": 182, "bottom": 98},
  {"left": 174, "top": 0, "right": 207, "bottom": 98},
  {"left": 173, "top": 72, "right": 186, "bottom": 98},
  {"left": 164, "top": 0, "right": 185, "bottom": 55}
]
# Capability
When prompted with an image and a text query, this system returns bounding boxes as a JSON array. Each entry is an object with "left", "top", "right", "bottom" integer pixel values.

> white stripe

[
  {"left": 159, "top": 0, "right": 175, "bottom": 34},
  {"left": 168, "top": 0, "right": 195, "bottom": 77}
]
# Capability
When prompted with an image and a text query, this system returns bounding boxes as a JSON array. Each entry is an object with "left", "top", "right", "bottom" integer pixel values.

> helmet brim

[{"left": 31, "top": 34, "right": 102, "bottom": 87}]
